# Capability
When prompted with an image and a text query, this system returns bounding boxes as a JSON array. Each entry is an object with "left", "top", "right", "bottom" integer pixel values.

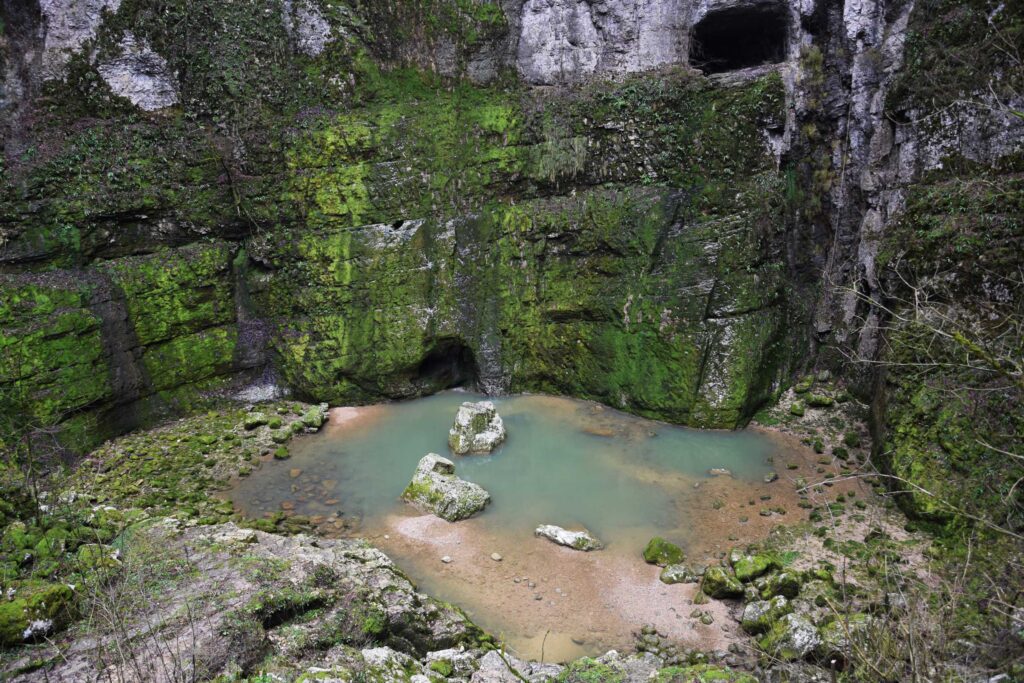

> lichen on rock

[{"left": 402, "top": 454, "right": 491, "bottom": 521}]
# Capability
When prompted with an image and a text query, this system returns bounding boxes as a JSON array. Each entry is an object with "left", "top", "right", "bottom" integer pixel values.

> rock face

[
  {"left": 4, "top": 522, "right": 488, "bottom": 681},
  {"left": 515, "top": 0, "right": 690, "bottom": 85},
  {"left": 448, "top": 402, "right": 507, "bottom": 455},
  {"left": 534, "top": 524, "right": 604, "bottom": 551},
  {"left": 96, "top": 32, "right": 178, "bottom": 111},
  {"left": 1, "top": 0, "right": 1020, "bottom": 550},
  {"left": 402, "top": 454, "right": 491, "bottom": 521}
]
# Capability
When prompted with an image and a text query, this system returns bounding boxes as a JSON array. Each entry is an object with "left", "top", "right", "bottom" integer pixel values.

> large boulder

[
  {"left": 448, "top": 402, "right": 506, "bottom": 455},
  {"left": 402, "top": 454, "right": 491, "bottom": 522},
  {"left": 534, "top": 525, "right": 604, "bottom": 551}
]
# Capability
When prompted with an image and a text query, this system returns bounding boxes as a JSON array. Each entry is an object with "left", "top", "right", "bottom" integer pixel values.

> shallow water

[
  {"left": 228, "top": 392, "right": 809, "bottom": 661},
  {"left": 231, "top": 392, "right": 776, "bottom": 544}
]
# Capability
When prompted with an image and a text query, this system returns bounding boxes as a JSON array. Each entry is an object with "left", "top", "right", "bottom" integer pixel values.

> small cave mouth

[
  {"left": 690, "top": 3, "right": 789, "bottom": 74},
  {"left": 415, "top": 339, "right": 480, "bottom": 392}
]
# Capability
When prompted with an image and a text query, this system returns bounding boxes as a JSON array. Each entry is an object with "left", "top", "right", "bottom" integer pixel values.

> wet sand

[
  {"left": 375, "top": 512, "right": 737, "bottom": 662},
  {"left": 367, "top": 430, "right": 834, "bottom": 662}
]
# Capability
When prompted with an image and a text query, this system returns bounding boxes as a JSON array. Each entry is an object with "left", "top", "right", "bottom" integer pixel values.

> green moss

[
  {"left": 555, "top": 658, "right": 625, "bottom": 683},
  {"left": 643, "top": 537, "right": 685, "bottom": 567},
  {"left": 656, "top": 665, "right": 756, "bottom": 683},
  {"left": 731, "top": 553, "right": 780, "bottom": 582},
  {"left": 701, "top": 566, "right": 743, "bottom": 599},
  {"left": 429, "top": 660, "right": 454, "bottom": 677}
]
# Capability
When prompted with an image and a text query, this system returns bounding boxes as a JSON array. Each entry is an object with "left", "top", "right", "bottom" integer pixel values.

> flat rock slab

[{"left": 534, "top": 524, "right": 604, "bottom": 551}]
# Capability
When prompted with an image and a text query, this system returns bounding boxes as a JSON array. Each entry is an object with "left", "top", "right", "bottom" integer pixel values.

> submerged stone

[
  {"left": 535, "top": 525, "right": 604, "bottom": 551},
  {"left": 448, "top": 401, "right": 507, "bottom": 454},
  {"left": 401, "top": 454, "right": 491, "bottom": 522},
  {"left": 642, "top": 536, "right": 684, "bottom": 566}
]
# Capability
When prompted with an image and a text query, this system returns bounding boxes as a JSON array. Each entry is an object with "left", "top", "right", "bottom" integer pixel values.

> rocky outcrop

[
  {"left": 449, "top": 401, "right": 506, "bottom": 455},
  {"left": 402, "top": 454, "right": 491, "bottom": 521},
  {"left": 95, "top": 32, "right": 178, "bottom": 111},
  {"left": 534, "top": 524, "right": 604, "bottom": 551},
  {"left": 0, "top": 241, "right": 257, "bottom": 451},
  {"left": 4, "top": 521, "right": 489, "bottom": 681}
]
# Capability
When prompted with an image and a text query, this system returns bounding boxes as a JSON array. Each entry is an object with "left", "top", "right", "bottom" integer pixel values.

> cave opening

[
  {"left": 415, "top": 338, "right": 480, "bottom": 392},
  {"left": 690, "top": 3, "right": 789, "bottom": 74}
]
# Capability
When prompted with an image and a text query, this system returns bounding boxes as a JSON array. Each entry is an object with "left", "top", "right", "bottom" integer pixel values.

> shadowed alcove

[{"left": 690, "top": 3, "right": 790, "bottom": 74}]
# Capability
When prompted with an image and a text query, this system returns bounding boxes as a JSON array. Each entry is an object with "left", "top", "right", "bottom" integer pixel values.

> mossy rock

[
  {"left": 244, "top": 413, "right": 269, "bottom": 430},
  {"left": 740, "top": 595, "right": 792, "bottom": 634},
  {"left": 274, "top": 447, "right": 290, "bottom": 460},
  {"left": 806, "top": 394, "right": 834, "bottom": 408},
  {"left": 656, "top": 664, "right": 757, "bottom": 683},
  {"left": 758, "top": 613, "right": 821, "bottom": 661},
  {"left": 793, "top": 377, "right": 814, "bottom": 394},
  {"left": 758, "top": 571, "right": 802, "bottom": 599},
  {"left": 555, "top": 657, "right": 625, "bottom": 683},
  {"left": 731, "top": 553, "right": 780, "bottom": 582},
  {"left": 0, "top": 581, "right": 75, "bottom": 646},
  {"left": 643, "top": 537, "right": 684, "bottom": 567},
  {"left": 660, "top": 563, "right": 699, "bottom": 585},
  {"left": 815, "top": 613, "right": 874, "bottom": 662},
  {"left": 701, "top": 566, "right": 743, "bottom": 599},
  {"left": 790, "top": 402, "right": 805, "bottom": 417}
]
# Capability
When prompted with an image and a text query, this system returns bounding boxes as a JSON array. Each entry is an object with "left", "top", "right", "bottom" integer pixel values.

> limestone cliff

[{"left": 0, "top": 0, "right": 1021, "bottom": 528}]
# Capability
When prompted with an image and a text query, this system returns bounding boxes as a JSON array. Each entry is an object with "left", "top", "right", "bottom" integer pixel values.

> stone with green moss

[
  {"left": 401, "top": 454, "right": 490, "bottom": 522},
  {"left": 731, "top": 553, "right": 780, "bottom": 582},
  {"left": 643, "top": 537, "right": 684, "bottom": 567},
  {"left": 657, "top": 664, "right": 757, "bottom": 683},
  {"left": 740, "top": 595, "right": 792, "bottom": 634},
  {"left": 790, "top": 402, "right": 805, "bottom": 417},
  {"left": 758, "top": 613, "right": 821, "bottom": 661},
  {"left": 0, "top": 581, "right": 75, "bottom": 646},
  {"left": 701, "top": 566, "right": 743, "bottom": 599}
]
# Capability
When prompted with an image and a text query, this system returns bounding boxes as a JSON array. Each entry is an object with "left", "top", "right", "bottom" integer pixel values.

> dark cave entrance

[
  {"left": 690, "top": 3, "right": 789, "bottom": 74},
  {"left": 415, "top": 339, "right": 480, "bottom": 392}
]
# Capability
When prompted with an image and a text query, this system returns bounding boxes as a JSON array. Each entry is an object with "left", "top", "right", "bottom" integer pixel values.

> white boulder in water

[
  {"left": 534, "top": 524, "right": 604, "bottom": 551},
  {"left": 401, "top": 454, "right": 491, "bottom": 522},
  {"left": 448, "top": 401, "right": 506, "bottom": 455}
]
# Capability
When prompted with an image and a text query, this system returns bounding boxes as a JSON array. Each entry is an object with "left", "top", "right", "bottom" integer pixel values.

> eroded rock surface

[
  {"left": 402, "top": 454, "right": 492, "bottom": 521},
  {"left": 96, "top": 32, "right": 178, "bottom": 111},
  {"left": 449, "top": 401, "right": 506, "bottom": 455}
]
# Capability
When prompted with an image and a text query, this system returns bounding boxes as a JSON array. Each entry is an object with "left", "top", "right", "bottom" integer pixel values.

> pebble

[
  {"left": 528, "top": 581, "right": 536, "bottom": 588},
  {"left": 441, "top": 556, "right": 452, "bottom": 564},
  {"left": 571, "top": 637, "right": 585, "bottom": 645},
  {"left": 280, "top": 501, "right": 295, "bottom": 510},
  {"left": 513, "top": 577, "right": 521, "bottom": 584},
  {"left": 289, "top": 468, "right": 302, "bottom": 478},
  {"left": 491, "top": 553, "right": 502, "bottom": 561},
  {"left": 534, "top": 594, "right": 543, "bottom": 601}
]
